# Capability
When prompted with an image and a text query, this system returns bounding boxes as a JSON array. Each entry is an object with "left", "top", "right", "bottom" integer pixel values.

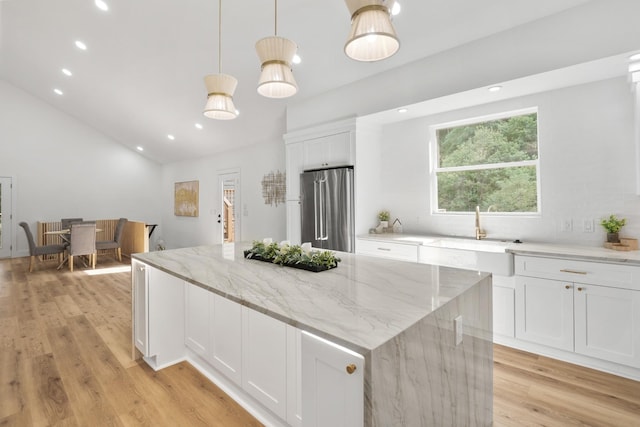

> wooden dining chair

[
  {"left": 68, "top": 223, "right": 97, "bottom": 272},
  {"left": 19, "top": 222, "right": 66, "bottom": 272}
]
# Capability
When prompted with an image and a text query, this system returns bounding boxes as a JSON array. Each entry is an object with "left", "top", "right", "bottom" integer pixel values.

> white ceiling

[{"left": 0, "top": 0, "right": 592, "bottom": 164}]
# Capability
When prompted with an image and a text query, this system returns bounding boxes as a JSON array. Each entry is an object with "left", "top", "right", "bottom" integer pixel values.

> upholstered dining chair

[
  {"left": 19, "top": 221, "right": 66, "bottom": 272},
  {"left": 96, "top": 218, "right": 127, "bottom": 262},
  {"left": 61, "top": 217, "right": 83, "bottom": 230},
  {"left": 68, "top": 223, "right": 97, "bottom": 272}
]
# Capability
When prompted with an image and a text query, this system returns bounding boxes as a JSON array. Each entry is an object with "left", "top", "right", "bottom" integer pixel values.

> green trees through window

[{"left": 434, "top": 111, "right": 539, "bottom": 213}]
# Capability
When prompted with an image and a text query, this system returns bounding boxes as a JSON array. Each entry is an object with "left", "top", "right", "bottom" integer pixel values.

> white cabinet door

[
  {"left": 185, "top": 283, "right": 210, "bottom": 358},
  {"left": 147, "top": 266, "right": 186, "bottom": 368},
  {"left": 301, "top": 331, "right": 364, "bottom": 427},
  {"left": 242, "top": 307, "right": 288, "bottom": 419},
  {"left": 493, "top": 275, "right": 515, "bottom": 339},
  {"left": 286, "top": 326, "right": 302, "bottom": 427},
  {"left": 515, "top": 276, "right": 573, "bottom": 351},
  {"left": 132, "top": 259, "right": 149, "bottom": 356},
  {"left": 286, "top": 142, "right": 304, "bottom": 201},
  {"left": 287, "top": 200, "right": 301, "bottom": 245},
  {"left": 303, "top": 132, "right": 353, "bottom": 170},
  {"left": 575, "top": 284, "right": 640, "bottom": 368},
  {"left": 211, "top": 294, "right": 243, "bottom": 386}
]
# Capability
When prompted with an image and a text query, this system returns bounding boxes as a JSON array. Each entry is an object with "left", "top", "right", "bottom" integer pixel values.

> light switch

[{"left": 583, "top": 219, "right": 594, "bottom": 233}]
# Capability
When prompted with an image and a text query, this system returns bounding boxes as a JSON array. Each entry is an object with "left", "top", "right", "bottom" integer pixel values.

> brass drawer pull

[
  {"left": 565, "top": 285, "right": 571, "bottom": 289},
  {"left": 346, "top": 364, "right": 357, "bottom": 374},
  {"left": 377, "top": 248, "right": 391, "bottom": 251},
  {"left": 577, "top": 287, "right": 585, "bottom": 292},
  {"left": 560, "top": 269, "right": 587, "bottom": 275}
]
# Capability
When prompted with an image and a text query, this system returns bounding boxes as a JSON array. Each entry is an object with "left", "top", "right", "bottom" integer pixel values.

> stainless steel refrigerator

[{"left": 300, "top": 166, "right": 355, "bottom": 253}]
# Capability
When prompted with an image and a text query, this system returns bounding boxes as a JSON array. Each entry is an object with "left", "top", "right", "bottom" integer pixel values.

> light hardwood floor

[{"left": 1, "top": 256, "right": 639, "bottom": 426}]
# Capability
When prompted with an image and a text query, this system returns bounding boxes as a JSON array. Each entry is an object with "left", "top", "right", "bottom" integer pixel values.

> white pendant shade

[
  {"left": 344, "top": 0, "right": 399, "bottom": 62},
  {"left": 256, "top": 36, "right": 298, "bottom": 98},
  {"left": 203, "top": 73, "right": 238, "bottom": 120}
]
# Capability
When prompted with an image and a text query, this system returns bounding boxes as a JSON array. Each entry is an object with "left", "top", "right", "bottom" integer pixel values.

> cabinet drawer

[
  {"left": 515, "top": 255, "right": 640, "bottom": 290},
  {"left": 356, "top": 239, "right": 418, "bottom": 262}
]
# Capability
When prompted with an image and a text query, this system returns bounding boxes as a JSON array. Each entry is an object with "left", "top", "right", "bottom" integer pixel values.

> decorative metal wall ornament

[{"left": 261, "top": 170, "right": 286, "bottom": 206}]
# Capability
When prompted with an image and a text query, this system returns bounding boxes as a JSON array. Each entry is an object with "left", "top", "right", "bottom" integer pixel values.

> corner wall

[
  {"left": 0, "top": 80, "right": 162, "bottom": 257},
  {"left": 160, "top": 140, "right": 286, "bottom": 249}
]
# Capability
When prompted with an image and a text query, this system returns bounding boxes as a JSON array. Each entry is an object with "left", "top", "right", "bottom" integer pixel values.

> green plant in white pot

[
  {"left": 600, "top": 214, "right": 626, "bottom": 243},
  {"left": 378, "top": 210, "right": 390, "bottom": 228}
]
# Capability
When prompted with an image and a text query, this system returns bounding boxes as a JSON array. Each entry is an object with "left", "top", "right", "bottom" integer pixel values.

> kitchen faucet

[{"left": 475, "top": 205, "right": 487, "bottom": 240}]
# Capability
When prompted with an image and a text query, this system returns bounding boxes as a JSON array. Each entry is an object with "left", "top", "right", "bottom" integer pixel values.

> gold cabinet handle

[
  {"left": 565, "top": 285, "right": 571, "bottom": 289},
  {"left": 346, "top": 364, "right": 357, "bottom": 374},
  {"left": 560, "top": 269, "right": 587, "bottom": 275},
  {"left": 577, "top": 287, "right": 585, "bottom": 292}
]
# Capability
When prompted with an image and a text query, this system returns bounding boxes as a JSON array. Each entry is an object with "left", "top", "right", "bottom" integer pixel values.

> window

[{"left": 431, "top": 109, "right": 539, "bottom": 214}]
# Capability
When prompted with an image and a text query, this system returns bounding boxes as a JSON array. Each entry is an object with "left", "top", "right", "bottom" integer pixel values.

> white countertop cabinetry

[
  {"left": 132, "top": 244, "right": 492, "bottom": 427},
  {"left": 356, "top": 233, "right": 640, "bottom": 380},
  {"left": 514, "top": 255, "right": 640, "bottom": 377}
]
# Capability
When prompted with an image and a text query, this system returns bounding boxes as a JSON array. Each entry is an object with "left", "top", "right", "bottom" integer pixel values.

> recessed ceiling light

[
  {"left": 292, "top": 54, "right": 302, "bottom": 65},
  {"left": 95, "top": 0, "right": 109, "bottom": 11},
  {"left": 488, "top": 85, "right": 502, "bottom": 92},
  {"left": 391, "top": 1, "right": 401, "bottom": 16},
  {"left": 62, "top": 68, "right": 73, "bottom": 76},
  {"left": 75, "top": 40, "right": 87, "bottom": 50},
  {"left": 397, "top": 108, "right": 408, "bottom": 113},
  {"left": 53, "top": 88, "right": 64, "bottom": 95},
  {"left": 136, "top": 146, "right": 144, "bottom": 152},
  {"left": 195, "top": 123, "right": 203, "bottom": 130},
  {"left": 630, "top": 53, "right": 640, "bottom": 62},
  {"left": 167, "top": 134, "right": 175, "bottom": 140}
]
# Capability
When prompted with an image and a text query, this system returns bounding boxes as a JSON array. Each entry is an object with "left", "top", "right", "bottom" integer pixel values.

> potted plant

[
  {"left": 600, "top": 214, "right": 626, "bottom": 243},
  {"left": 378, "top": 210, "right": 390, "bottom": 228}
]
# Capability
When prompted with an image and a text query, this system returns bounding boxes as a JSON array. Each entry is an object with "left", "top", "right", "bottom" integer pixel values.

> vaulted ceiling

[{"left": 1, "top": 0, "right": 592, "bottom": 164}]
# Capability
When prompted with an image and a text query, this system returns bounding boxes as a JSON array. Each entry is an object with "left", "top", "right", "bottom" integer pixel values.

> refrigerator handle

[
  {"left": 319, "top": 178, "right": 328, "bottom": 240},
  {"left": 313, "top": 180, "right": 320, "bottom": 241}
]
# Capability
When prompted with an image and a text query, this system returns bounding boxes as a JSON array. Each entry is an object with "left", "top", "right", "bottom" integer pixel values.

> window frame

[{"left": 429, "top": 107, "right": 542, "bottom": 216}]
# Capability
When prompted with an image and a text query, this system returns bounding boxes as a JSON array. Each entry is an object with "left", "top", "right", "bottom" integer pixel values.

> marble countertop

[
  {"left": 132, "top": 243, "right": 489, "bottom": 354},
  {"left": 358, "top": 233, "right": 640, "bottom": 265}
]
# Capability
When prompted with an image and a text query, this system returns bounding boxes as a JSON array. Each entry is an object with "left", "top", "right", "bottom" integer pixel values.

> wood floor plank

[
  {"left": 2, "top": 256, "right": 639, "bottom": 426},
  {"left": 46, "top": 325, "right": 124, "bottom": 427}
]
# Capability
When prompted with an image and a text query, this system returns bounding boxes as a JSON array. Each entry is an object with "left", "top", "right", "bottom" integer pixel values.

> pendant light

[
  {"left": 203, "top": 0, "right": 238, "bottom": 120},
  {"left": 255, "top": 0, "right": 298, "bottom": 98},
  {"left": 344, "top": 0, "right": 400, "bottom": 62}
]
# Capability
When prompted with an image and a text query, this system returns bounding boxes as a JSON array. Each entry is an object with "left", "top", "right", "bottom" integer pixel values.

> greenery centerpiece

[
  {"left": 600, "top": 214, "right": 626, "bottom": 243},
  {"left": 244, "top": 240, "right": 340, "bottom": 272}
]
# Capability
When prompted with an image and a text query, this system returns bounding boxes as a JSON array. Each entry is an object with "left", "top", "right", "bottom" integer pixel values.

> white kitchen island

[{"left": 131, "top": 243, "right": 493, "bottom": 427}]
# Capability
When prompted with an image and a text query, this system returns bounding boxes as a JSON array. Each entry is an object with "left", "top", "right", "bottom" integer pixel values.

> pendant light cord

[
  {"left": 218, "top": 0, "right": 222, "bottom": 73},
  {"left": 274, "top": 0, "right": 278, "bottom": 36}
]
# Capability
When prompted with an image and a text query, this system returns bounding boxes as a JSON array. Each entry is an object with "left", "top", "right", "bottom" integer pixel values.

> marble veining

[{"left": 133, "top": 243, "right": 489, "bottom": 354}]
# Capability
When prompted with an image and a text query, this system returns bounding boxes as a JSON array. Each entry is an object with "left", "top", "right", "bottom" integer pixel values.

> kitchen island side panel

[{"left": 371, "top": 277, "right": 493, "bottom": 427}]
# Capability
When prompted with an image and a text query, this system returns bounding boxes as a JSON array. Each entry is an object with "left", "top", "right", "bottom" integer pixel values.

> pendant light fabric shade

[
  {"left": 203, "top": 0, "right": 238, "bottom": 120},
  {"left": 203, "top": 73, "right": 238, "bottom": 120},
  {"left": 256, "top": 36, "right": 298, "bottom": 98},
  {"left": 344, "top": 0, "right": 399, "bottom": 62}
]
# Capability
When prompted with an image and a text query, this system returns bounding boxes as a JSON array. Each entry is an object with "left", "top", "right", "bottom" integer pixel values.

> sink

[{"left": 396, "top": 235, "right": 514, "bottom": 275}]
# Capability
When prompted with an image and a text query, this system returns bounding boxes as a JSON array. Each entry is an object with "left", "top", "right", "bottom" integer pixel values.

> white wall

[
  {"left": 366, "top": 77, "right": 640, "bottom": 246},
  {"left": 160, "top": 139, "right": 286, "bottom": 249},
  {"left": 0, "top": 80, "right": 162, "bottom": 257}
]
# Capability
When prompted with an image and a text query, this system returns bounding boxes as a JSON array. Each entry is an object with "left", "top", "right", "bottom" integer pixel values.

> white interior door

[
  {"left": 217, "top": 172, "right": 240, "bottom": 243},
  {"left": 0, "top": 177, "right": 12, "bottom": 258}
]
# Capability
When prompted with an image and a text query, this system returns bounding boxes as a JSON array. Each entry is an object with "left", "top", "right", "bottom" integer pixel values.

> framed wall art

[{"left": 174, "top": 180, "right": 199, "bottom": 217}]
